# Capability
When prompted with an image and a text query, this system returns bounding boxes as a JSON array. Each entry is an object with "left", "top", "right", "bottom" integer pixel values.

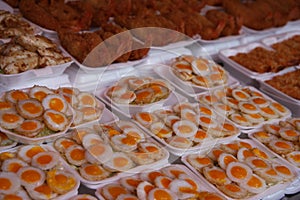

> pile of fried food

[
  {"left": 229, "top": 35, "right": 300, "bottom": 73},
  {"left": 0, "top": 34, "right": 72, "bottom": 74},
  {"left": 0, "top": 10, "right": 35, "bottom": 39},
  {"left": 266, "top": 69, "right": 300, "bottom": 100}
]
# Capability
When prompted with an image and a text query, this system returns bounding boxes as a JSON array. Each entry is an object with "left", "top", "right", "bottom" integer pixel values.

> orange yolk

[
  {"left": 275, "top": 166, "right": 292, "bottom": 175},
  {"left": 266, "top": 169, "right": 277, "bottom": 175},
  {"left": 235, "top": 115, "right": 248, "bottom": 122},
  {"left": 108, "top": 186, "right": 127, "bottom": 198},
  {"left": 61, "top": 88, "right": 75, "bottom": 95},
  {"left": 113, "top": 157, "right": 129, "bottom": 168},
  {"left": 88, "top": 144, "right": 107, "bottom": 157},
  {"left": 194, "top": 59, "right": 209, "bottom": 71},
  {"left": 235, "top": 91, "right": 247, "bottom": 99},
  {"left": 26, "top": 146, "right": 45, "bottom": 159},
  {"left": 148, "top": 171, "right": 164, "bottom": 182},
  {"left": 37, "top": 155, "right": 52, "bottom": 165},
  {"left": 176, "top": 63, "right": 192, "bottom": 70},
  {"left": 126, "top": 179, "right": 142, "bottom": 187},
  {"left": 212, "top": 149, "right": 224, "bottom": 159},
  {"left": 270, "top": 125, "right": 280, "bottom": 132},
  {"left": 23, "top": 102, "right": 42, "bottom": 114},
  {"left": 275, "top": 141, "right": 291, "bottom": 149},
  {"left": 209, "top": 170, "right": 226, "bottom": 181},
  {"left": 177, "top": 124, "right": 193, "bottom": 134},
  {"left": 145, "top": 145, "right": 159, "bottom": 152},
  {"left": 0, "top": 152, "right": 14, "bottom": 160},
  {"left": 47, "top": 112, "right": 65, "bottom": 124},
  {"left": 273, "top": 103, "right": 285, "bottom": 112},
  {"left": 210, "top": 73, "right": 222, "bottom": 81},
  {"left": 253, "top": 97, "right": 267, "bottom": 105},
  {"left": 172, "top": 136, "right": 190, "bottom": 144},
  {"left": 228, "top": 98, "right": 239, "bottom": 105},
  {"left": 61, "top": 140, "right": 75, "bottom": 149},
  {"left": 291, "top": 154, "right": 300, "bottom": 162},
  {"left": 224, "top": 156, "right": 237, "bottom": 165},
  {"left": 243, "top": 150, "right": 255, "bottom": 158},
  {"left": 231, "top": 166, "right": 247, "bottom": 179},
  {"left": 0, "top": 102, "right": 13, "bottom": 110},
  {"left": 226, "top": 143, "right": 239, "bottom": 151},
  {"left": 3, "top": 113, "right": 21, "bottom": 123},
  {"left": 33, "top": 91, "right": 48, "bottom": 101},
  {"left": 196, "top": 157, "right": 211, "bottom": 165},
  {"left": 107, "top": 129, "right": 121, "bottom": 138},
  {"left": 49, "top": 98, "right": 64, "bottom": 111},
  {"left": 81, "top": 107, "right": 97, "bottom": 116},
  {"left": 160, "top": 177, "right": 172, "bottom": 188},
  {"left": 255, "top": 131, "right": 270, "bottom": 138},
  {"left": 150, "top": 85, "right": 163, "bottom": 94},
  {"left": 195, "top": 130, "right": 207, "bottom": 139},
  {"left": 8, "top": 162, "right": 23, "bottom": 173},
  {"left": 223, "top": 123, "right": 235, "bottom": 131},
  {"left": 144, "top": 185, "right": 155, "bottom": 194},
  {"left": 3, "top": 194, "right": 22, "bottom": 200},
  {"left": 153, "top": 189, "right": 172, "bottom": 200},
  {"left": 70, "top": 148, "right": 85, "bottom": 161},
  {"left": 139, "top": 112, "right": 152, "bottom": 122},
  {"left": 11, "top": 90, "right": 28, "bottom": 101},
  {"left": 155, "top": 128, "right": 170, "bottom": 137},
  {"left": 225, "top": 183, "right": 241, "bottom": 192},
  {"left": 204, "top": 95, "right": 218, "bottom": 103},
  {"left": 34, "top": 184, "right": 52, "bottom": 196},
  {"left": 252, "top": 148, "right": 268, "bottom": 159},
  {"left": 85, "top": 165, "right": 103, "bottom": 175},
  {"left": 261, "top": 107, "right": 275, "bottom": 115},
  {"left": 122, "top": 136, "right": 137, "bottom": 146},
  {"left": 249, "top": 113, "right": 262, "bottom": 119},
  {"left": 21, "top": 169, "right": 41, "bottom": 182},
  {"left": 252, "top": 91, "right": 263, "bottom": 97},
  {"left": 135, "top": 90, "right": 152, "bottom": 100},
  {"left": 200, "top": 107, "right": 212, "bottom": 115},
  {"left": 203, "top": 193, "right": 224, "bottom": 200},
  {"left": 252, "top": 159, "right": 268, "bottom": 168},
  {"left": 200, "top": 116, "right": 211, "bottom": 124},
  {"left": 285, "top": 130, "right": 298, "bottom": 137},
  {"left": 20, "top": 121, "right": 38, "bottom": 131},
  {"left": 0, "top": 178, "right": 11, "bottom": 190},
  {"left": 80, "top": 95, "right": 95, "bottom": 106},
  {"left": 247, "top": 176, "right": 262, "bottom": 188},
  {"left": 218, "top": 104, "right": 231, "bottom": 111},
  {"left": 239, "top": 141, "right": 252, "bottom": 149}
]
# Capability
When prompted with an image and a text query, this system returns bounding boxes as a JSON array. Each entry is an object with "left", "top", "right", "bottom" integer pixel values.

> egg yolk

[
  {"left": 252, "top": 159, "right": 268, "bottom": 168},
  {"left": 210, "top": 73, "right": 222, "bottom": 82},
  {"left": 226, "top": 143, "right": 239, "bottom": 151},
  {"left": 8, "top": 162, "right": 23, "bottom": 173},
  {"left": 176, "top": 63, "right": 192, "bottom": 70},
  {"left": 291, "top": 154, "right": 300, "bottom": 162},
  {"left": 85, "top": 165, "right": 103, "bottom": 175},
  {"left": 61, "top": 139, "right": 76, "bottom": 149},
  {"left": 184, "top": 178, "right": 198, "bottom": 190},
  {"left": 249, "top": 113, "right": 262, "bottom": 119},
  {"left": 3, "top": 113, "right": 21, "bottom": 123},
  {"left": 285, "top": 130, "right": 298, "bottom": 137},
  {"left": 223, "top": 123, "right": 235, "bottom": 131},
  {"left": 88, "top": 144, "right": 105, "bottom": 157},
  {"left": 183, "top": 112, "right": 197, "bottom": 123},
  {"left": 144, "top": 185, "right": 155, "bottom": 194},
  {"left": 243, "top": 150, "right": 255, "bottom": 158},
  {"left": 218, "top": 104, "right": 231, "bottom": 111},
  {"left": 275, "top": 166, "right": 292, "bottom": 175},
  {"left": 150, "top": 85, "right": 163, "bottom": 94},
  {"left": 235, "top": 91, "right": 247, "bottom": 99},
  {"left": 273, "top": 103, "right": 285, "bottom": 112},
  {"left": 126, "top": 179, "right": 142, "bottom": 187},
  {"left": 177, "top": 124, "right": 193, "bottom": 134},
  {"left": 145, "top": 145, "right": 159, "bottom": 152},
  {"left": 108, "top": 186, "right": 127, "bottom": 198},
  {"left": 47, "top": 170, "right": 76, "bottom": 192},
  {"left": 61, "top": 88, "right": 75, "bottom": 95},
  {"left": 11, "top": 90, "right": 28, "bottom": 101},
  {"left": 200, "top": 107, "right": 212, "bottom": 115},
  {"left": 120, "top": 92, "right": 135, "bottom": 100},
  {"left": 49, "top": 98, "right": 64, "bottom": 111},
  {"left": 0, "top": 178, "right": 11, "bottom": 190},
  {"left": 212, "top": 149, "right": 224, "bottom": 159},
  {"left": 200, "top": 116, "right": 211, "bottom": 124},
  {"left": 194, "top": 59, "right": 209, "bottom": 71},
  {"left": 107, "top": 128, "right": 121, "bottom": 138},
  {"left": 196, "top": 157, "right": 211, "bottom": 165},
  {"left": 170, "top": 169, "right": 184, "bottom": 178},
  {"left": 251, "top": 91, "right": 263, "bottom": 97},
  {"left": 0, "top": 152, "right": 14, "bottom": 160},
  {"left": 3, "top": 194, "right": 22, "bottom": 200},
  {"left": 47, "top": 112, "right": 65, "bottom": 124},
  {"left": 71, "top": 148, "right": 85, "bottom": 161},
  {"left": 228, "top": 98, "right": 239, "bottom": 105},
  {"left": 122, "top": 136, "right": 137, "bottom": 146},
  {"left": 139, "top": 112, "right": 153, "bottom": 122},
  {"left": 266, "top": 169, "right": 277, "bottom": 175},
  {"left": 160, "top": 177, "right": 172, "bottom": 188},
  {"left": 113, "top": 157, "right": 129, "bottom": 168},
  {"left": 34, "top": 91, "right": 48, "bottom": 101},
  {"left": 80, "top": 95, "right": 95, "bottom": 106},
  {"left": 275, "top": 141, "right": 291, "bottom": 149},
  {"left": 247, "top": 176, "right": 262, "bottom": 188},
  {"left": 224, "top": 156, "right": 237, "bottom": 165},
  {"left": 154, "top": 128, "right": 171, "bottom": 138},
  {"left": 270, "top": 125, "right": 280, "bottom": 132},
  {"left": 153, "top": 189, "right": 172, "bottom": 200},
  {"left": 148, "top": 171, "right": 164, "bottom": 182},
  {"left": 202, "top": 193, "right": 224, "bottom": 200},
  {"left": 253, "top": 97, "right": 267, "bottom": 105},
  {"left": 195, "top": 130, "right": 207, "bottom": 139},
  {"left": 235, "top": 115, "right": 248, "bottom": 122},
  {"left": 23, "top": 102, "right": 42, "bottom": 114},
  {"left": 261, "top": 107, "right": 275, "bottom": 115},
  {"left": 239, "top": 141, "right": 252, "bottom": 149},
  {"left": 135, "top": 90, "right": 152, "bottom": 101},
  {"left": 26, "top": 146, "right": 45, "bottom": 159},
  {"left": 21, "top": 169, "right": 41, "bottom": 183},
  {"left": 209, "top": 169, "right": 226, "bottom": 181},
  {"left": 34, "top": 184, "right": 52, "bottom": 196},
  {"left": 81, "top": 107, "right": 97, "bottom": 116},
  {"left": 225, "top": 183, "right": 241, "bottom": 192},
  {"left": 255, "top": 131, "right": 269, "bottom": 138},
  {"left": 204, "top": 95, "right": 218, "bottom": 104},
  {"left": 37, "top": 154, "right": 52, "bottom": 165},
  {"left": 252, "top": 148, "right": 268, "bottom": 159},
  {"left": 20, "top": 121, "right": 38, "bottom": 131},
  {"left": 0, "top": 102, "right": 13, "bottom": 110},
  {"left": 231, "top": 166, "right": 247, "bottom": 179}
]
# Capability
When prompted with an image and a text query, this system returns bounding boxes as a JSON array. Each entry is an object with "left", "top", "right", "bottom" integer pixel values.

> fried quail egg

[
  {"left": 226, "top": 162, "right": 253, "bottom": 183},
  {"left": 229, "top": 113, "right": 250, "bottom": 126},
  {"left": 85, "top": 142, "right": 113, "bottom": 164},
  {"left": 222, "top": 97, "right": 239, "bottom": 110},
  {"left": 250, "top": 96, "right": 270, "bottom": 108},
  {"left": 76, "top": 106, "right": 101, "bottom": 122},
  {"left": 161, "top": 166, "right": 186, "bottom": 179},
  {"left": 116, "top": 194, "right": 139, "bottom": 200},
  {"left": 42, "top": 94, "right": 68, "bottom": 113},
  {"left": 133, "top": 112, "right": 158, "bottom": 128},
  {"left": 147, "top": 188, "right": 178, "bottom": 200},
  {"left": 140, "top": 170, "right": 164, "bottom": 182},
  {"left": 112, "top": 91, "right": 136, "bottom": 104},
  {"left": 72, "top": 128, "right": 97, "bottom": 144},
  {"left": 193, "top": 128, "right": 211, "bottom": 143},
  {"left": 133, "top": 88, "right": 155, "bottom": 105},
  {"left": 154, "top": 176, "right": 172, "bottom": 189},
  {"left": 111, "top": 134, "right": 138, "bottom": 152},
  {"left": 31, "top": 151, "right": 59, "bottom": 170},
  {"left": 221, "top": 122, "right": 239, "bottom": 135},
  {"left": 167, "top": 136, "right": 193, "bottom": 149},
  {"left": 273, "top": 164, "right": 294, "bottom": 180},
  {"left": 162, "top": 115, "right": 180, "bottom": 128},
  {"left": 0, "top": 189, "right": 31, "bottom": 200},
  {"left": 252, "top": 148, "right": 269, "bottom": 160},
  {"left": 128, "top": 77, "right": 149, "bottom": 90},
  {"left": 65, "top": 145, "right": 86, "bottom": 166},
  {"left": 240, "top": 174, "right": 266, "bottom": 194},
  {"left": 79, "top": 163, "right": 110, "bottom": 181},
  {"left": 106, "top": 85, "right": 128, "bottom": 98},
  {"left": 269, "top": 139, "right": 295, "bottom": 154},
  {"left": 136, "top": 181, "right": 155, "bottom": 200},
  {"left": 218, "top": 153, "right": 238, "bottom": 170},
  {"left": 237, "top": 147, "right": 255, "bottom": 162},
  {"left": 104, "top": 152, "right": 134, "bottom": 172},
  {"left": 192, "top": 76, "right": 211, "bottom": 87},
  {"left": 77, "top": 92, "right": 97, "bottom": 107},
  {"left": 172, "top": 120, "right": 197, "bottom": 138},
  {"left": 238, "top": 102, "right": 259, "bottom": 114},
  {"left": 253, "top": 131, "right": 277, "bottom": 144},
  {"left": 0, "top": 111, "right": 24, "bottom": 129},
  {"left": 168, "top": 179, "right": 196, "bottom": 199},
  {"left": 82, "top": 133, "right": 103, "bottom": 148},
  {"left": 120, "top": 176, "right": 142, "bottom": 192},
  {"left": 0, "top": 101, "right": 14, "bottom": 111},
  {"left": 14, "top": 119, "right": 44, "bottom": 137},
  {"left": 61, "top": 93, "right": 78, "bottom": 108},
  {"left": 270, "top": 102, "right": 289, "bottom": 117},
  {"left": 69, "top": 194, "right": 98, "bottom": 200},
  {"left": 5, "top": 89, "right": 29, "bottom": 104},
  {"left": 150, "top": 122, "right": 173, "bottom": 138},
  {"left": 180, "top": 109, "right": 199, "bottom": 125},
  {"left": 187, "top": 154, "right": 213, "bottom": 171},
  {"left": 27, "top": 183, "right": 57, "bottom": 200},
  {"left": 214, "top": 103, "right": 235, "bottom": 116},
  {"left": 289, "top": 118, "right": 300, "bottom": 131},
  {"left": 46, "top": 169, "right": 77, "bottom": 194},
  {"left": 220, "top": 142, "right": 239, "bottom": 155},
  {"left": 54, "top": 137, "right": 77, "bottom": 153},
  {"left": 173, "top": 103, "right": 195, "bottom": 114},
  {"left": 178, "top": 173, "right": 201, "bottom": 191},
  {"left": 101, "top": 184, "right": 129, "bottom": 200},
  {"left": 29, "top": 85, "right": 54, "bottom": 102},
  {"left": 17, "top": 166, "right": 45, "bottom": 188},
  {"left": 245, "top": 157, "right": 270, "bottom": 171},
  {"left": 138, "top": 142, "right": 162, "bottom": 160},
  {"left": 263, "top": 124, "right": 281, "bottom": 135},
  {"left": 198, "top": 94, "right": 219, "bottom": 105},
  {"left": 191, "top": 58, "right": 210, "bottom": 76},
  {"left": 238, "top": 141, "right": 252, "bottom": 149},
  {"left": 198, "top": 105, "right": 216, "bottom": 118},
  {"left": 243, "top": 113, "right": 264, "bottom": 124},
  {"left": 0, "top": 172, "right": 21, "bottom": 194},
  {"left": 232, "top": 89, "right": 250, "bottom": 101},
  {"left": 259, "top": 106, "right": 278, "bottom": 119},
  {"left": 57, "top": 87, "right": 80, "bottom": 96},
  {"left": 279, "top": 129, "right": 300, "bottom": 142},
  {"left": 255, "top": 167, "right": 283, "bottom": 183},
  {"left": 208, "top": 148, "right": 225, "bottom": 161},
  {"left": 1, "top": 158, "right": 28, "bottom": 173},
  {"left": 286, "top": 151, "right": 300, "bottom": 167},
  {"left": 203, "top": 166, "right": 231, "bottom": 185},
  {"left": 123, "top": 127, "right": 145, "bottom": 142},
  {"left": 43, "top": 109, "right": 68, "bottom": 132},
  {"left": 199, "top": 115, "right": 218, "bottom": 129},
  {"left": 218, "top": 183, "right": 248, "bottom": 199},
  {"left": 17, "top": 145, "right": 46, "bottom": 163}
]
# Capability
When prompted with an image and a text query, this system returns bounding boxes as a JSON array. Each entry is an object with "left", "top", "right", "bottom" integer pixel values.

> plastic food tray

[
  {"left": 261, "top": 30, "right": 300, "bottom": 47},
  {"left": 0, "top": 132, "right": 17, "bottom": 151},
  {"left": 95, "top": 164, "right": 224, "bottom": 200},
  {"left": 0, "top": 1, "right": 13, "bottom": 13},
  {"left": 153, "top": 63, "right": 239, "bottom": 97},
  {"left": 181, "top": 138, "right": 300, "bottom": 199},
  {"left": 52, "top": 120, "right": 170, "bottom": 189},
  {"left": 196, "top": 84, "right": 292, "bottom": 131},
  {"left": 0, "top": 144, "right": 80, "bottom": 200}
]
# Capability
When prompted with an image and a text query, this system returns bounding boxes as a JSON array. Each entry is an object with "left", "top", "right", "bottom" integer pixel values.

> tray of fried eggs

[
  {"left": 95, "top": 164, "right": 226, "bottom": 200},
  {"left": 153, "top": 55, "right": 239, "bottom": 97},
  {"left": 0, "top": 144, "right": 80, "bottom": 200},
  {"left": 52, "top": 120, "right": 169, "bottom": 189},
  {"left": 182, "top": 138, "right": 299, "bottom": 200},
  {"left": 197, "top": 84, "right": 291, "bottom": 131},
  {"left": 0, "top": 85, "right": 74, "bottom": 144},
  {"left": 132, "top": 101, "right": 240, "bottom": 156}
]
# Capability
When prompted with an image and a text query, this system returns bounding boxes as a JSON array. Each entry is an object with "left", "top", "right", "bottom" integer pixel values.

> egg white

[
  {"left": 0, "top": 111, "right": 24, "bottom": 129},
  {"left": 79, "top": 163, "right": 110, "bottom": 181},
  {"left": 16, "top": 98, "right": 44, "bottom": 119},
  {"left": 104, "top": 152, "right": 134, "bottom": 172},
  {"left": 31, "top": 151, "right": 59, "bottom": 170},
  {"left": 17, "top": 166, "right": 46, "bottom": 188},
  {"left": 239, "top": 174, "right": 266, "bottom": 194},
  {"left": 42, "top": 94, "right": 68, "bottom": 113},
  {"left": 226, "top": 162, "right": 253, "bottom": 183},
  {"left": 65, "top": 145, "right": 87, "bottom": 166},
  {"left": 0, "top": 172, "right": 21, "bottom": 194}
]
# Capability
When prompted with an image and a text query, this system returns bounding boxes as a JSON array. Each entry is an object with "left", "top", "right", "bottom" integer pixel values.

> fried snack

[
  {"left": 3, "top": 0, "right": 20, "bottom": 8},
  {"left": 266, "top": 69, "right": 300, "bottom": 100},
  {"left": 19, "top": 0, "right": 93, "bottom": 32},
  {"left": 204, "top": 0, "right": 223, "bottom": 6}
]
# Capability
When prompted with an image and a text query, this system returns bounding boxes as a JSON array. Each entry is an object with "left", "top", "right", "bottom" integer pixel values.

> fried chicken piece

[{"left": 205, "top": 9, "right": 242, "bottom": 36}]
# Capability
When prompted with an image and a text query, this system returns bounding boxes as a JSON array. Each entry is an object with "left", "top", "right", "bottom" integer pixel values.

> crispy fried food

[
  {"left": 19, "top": 0, "right": 93, "bottom": 32},
  {"left": 266, "top": 69, "right": 300, "bottom": 100},
  {"left": 3, "top": 0, "right": 20, "bottom": 8},
  {"left": 204, "top": 0, "right": 223, "bottom": 6}
]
